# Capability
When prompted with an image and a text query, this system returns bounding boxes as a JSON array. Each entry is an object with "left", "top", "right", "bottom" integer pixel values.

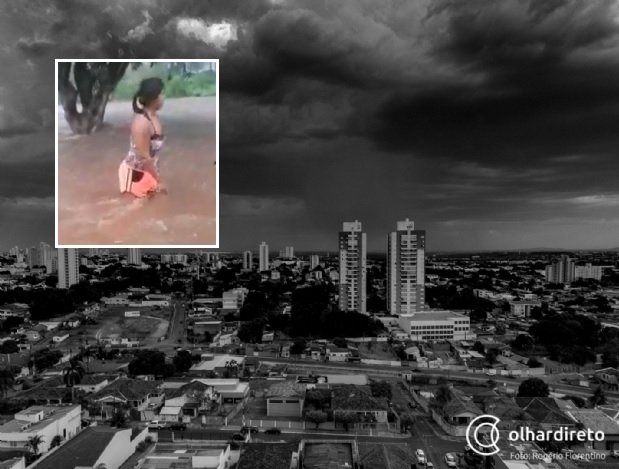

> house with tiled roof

[
  {"left": 514, "top": 397, "right": 576, "bottom": 429},
  {"left": 265, "top": 381, "right": 307, "bottom": 417},
  {"left": 160, "top": 381, "right": 215, "bottom": 420},
  {"left": 86, "top": 378, "right": 164, "bottom": 421},
  {"left": 565, "top": 409, "right": 619, "bottom": 451},
  {"left": 480, "top": 396, "right": 534, "bottom": 430},
  {"left": 35, "top": 425, "right": 148, "bottom": 469},
  {"left": 595, "top": 367, "right": 619, "bottom": 391},
  {"left": 236, "top": 443, "right": 297, "bottom": 469},
  {"left": 73, "top": 374, "right": 119, "bottom": 394},
  {"left": 441, "top": 388, "right": 483, "bottom": 426},
  {"left": 331, "top": 385, "right": 389, "bottom": 423},
  {"left": 359, "top": 443, "right": 418, "bottom": 469}
]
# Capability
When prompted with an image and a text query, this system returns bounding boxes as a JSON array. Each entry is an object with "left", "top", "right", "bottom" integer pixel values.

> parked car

[
  {"left": 610, "top": 450, "right": 619, "bottom": 458},
  {"left": 167, "top": 423, "right": 187, "bottom": 431},
  {"left": 147, "top": 420, "right": 166, "bottom": 429},
  {"left": 231, "top": 433, "right": 246, "bottom": 441},
  {"left": 264, "top": 427, "right": 282, "bottom": 435},
  {"left": 426, "top": 463, "right": 434, "bottom": 469},
  {"left": 241, "top": 426, "right": 259, "bottom": 434},
  {"left": 416, "top": 449, "right": 426, "bottom": 463},
  {"left": 445, "top": 453, "right": 457, "bottom": 467}
]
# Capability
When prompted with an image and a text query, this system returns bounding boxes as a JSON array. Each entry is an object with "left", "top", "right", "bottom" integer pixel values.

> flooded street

[{"left": 57, "top": 97, "right": 217, "bottom": 246}]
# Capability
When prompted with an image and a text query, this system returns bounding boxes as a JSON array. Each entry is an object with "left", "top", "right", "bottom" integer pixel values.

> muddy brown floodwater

[{"left": 57, "top": 97, "right": 217, "bottom": 246}]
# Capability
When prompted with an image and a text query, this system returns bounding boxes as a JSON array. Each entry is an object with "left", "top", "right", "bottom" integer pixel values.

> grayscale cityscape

[{"left": 2, "top": 1, "right": 619, "bottom": 469}]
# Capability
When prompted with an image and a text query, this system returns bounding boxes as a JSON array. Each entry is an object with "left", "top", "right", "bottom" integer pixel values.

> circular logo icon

[{"left": 466, "top": 415, "right": 501, "bottom": 456}]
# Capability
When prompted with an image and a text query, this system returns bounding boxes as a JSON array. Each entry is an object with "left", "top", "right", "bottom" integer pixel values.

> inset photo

[{"left": 55, "top": 60, "right": 219, "bottom": 248}]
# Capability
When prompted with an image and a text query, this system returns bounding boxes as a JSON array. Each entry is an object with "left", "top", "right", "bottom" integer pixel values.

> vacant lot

[
  {"left": 82, "top": 306, "right": 171, "bottom": 341},
  {"left": 355, "top": 342, "right": 398, "bottom": 360}
]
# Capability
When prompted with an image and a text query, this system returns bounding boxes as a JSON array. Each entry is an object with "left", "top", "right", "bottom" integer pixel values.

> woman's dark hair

[{"left": 132, "top": 77, "right": 164, "bottom": 114}]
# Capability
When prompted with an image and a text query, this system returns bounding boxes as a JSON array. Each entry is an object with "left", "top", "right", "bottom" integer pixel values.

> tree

[
  {"left": 495, "top": 323, "right": 507, "bottom": 335},
  {"left": 0, "top": 340, "right": 19, "bottom": 354},
  {"left": 223, "top": 360, "right": 239, "bottom": 378},
  {"left": 472, "top": 341, "right": 485, "bottom": 354},
  {"left": 530, "top": 306, "right": 544, "bottom": 320},
  {"left": 50, "top": 435, "right": 64, "bottom": 449},
  {"left": 589, "top": 387, "right": 607, "bottom": 407},
  {"left": 335, "top": 411, "right": 359, "bottom": 431},
  {"left": 0, "top": 368, "right": 15, "bottom": 397},
  {"left": 513, "top": 334, "right": 534, "bottom": 352},
  {"left": 63, "top": 359, "right": 85, "bottom": 401},
  {"left": 527, "top": 357, "right": 544, "bottom": 368},
  {"left": 26, "top": 435, "right": 44, "bottom": 455},
  {"left": 370, "top": 381, "right": 392, "bottom": 400},
  {"left": 306, "top": 410, "right": 327, "bottom": 430},
  {"left": 518, "top": 378, "right": 550, "bottom": 398},
  {"left": 173, "top": 350, "right": 193, "bottom": 373},
  {"left": 110, "top": 408, "right": 128, "bottom": 428},
  {"left": 129, "top": 349, "right": 175, "bottom": 378},
  {"left": 333, "top": 337, "right": 348, "bottom": 349},
  {"left": 305, "top": 389, "right": 327, "bottom": 409},
  {"left": 400, "top": 412, "right": 415, "bottom": 432},
  {"left": 291, "top": 339, "right": 307, "bottom": 355}
]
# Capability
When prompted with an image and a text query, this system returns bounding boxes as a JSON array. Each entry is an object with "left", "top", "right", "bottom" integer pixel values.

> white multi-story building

[
  {"left": 46, "top": 250, "right": 58, "bottom": 275},
  {"left": 285, "top": 246, "right": 294, "bottom": 259},
  {"left": 259, "top": 242, "right": 269, "bottom": 272},
  {"left": 338, "top": 220, "right": 367, "bottom": 314},
  {"left": 58, "top": 249, "right": 80, "bottom": 289},
  {"left": 0, "top": 405, "right": 82, "bottom": 455},
  {"left": 387, "top": 219, "right": 426, "bottom": 315},
  {"left": 397, "top": 311, "right": 472, "bottom": 341},
  {"left": 575, "top": 263, "right": 608, "bottom": 281},
  {"left": 38, "top": 242, "right": 51, "bottom": 268},
  {"left": 545, "top": 255, "right": 575, "bottom": 284},
  {"left": 310, "top": 254, "right": 320, "bottom": 270},
  {"left": 161, "top": 254, "right": 188, "bottom": 265},
  {"left": 88, "top": 248, "right": 99, "bottom": 257},
  {"left": 242, "top": 251, "right": 252, "bottom": 270},
  {"left": 223, "top": 288, "right": 248, "bottom": 309},
  {"left": 510, "top": 300, "right": 542, "bottom": 318},
  {"left": 127, "top": 248, "right": 141, "bottom": 265}
]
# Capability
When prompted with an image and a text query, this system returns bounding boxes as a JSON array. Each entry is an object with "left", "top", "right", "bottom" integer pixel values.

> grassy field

[
  {"left": 86, "top": 306, "right": 170, "bottom": 340},
  {"left": 113, "top": 64, "right": 216, "bottom": 100}
]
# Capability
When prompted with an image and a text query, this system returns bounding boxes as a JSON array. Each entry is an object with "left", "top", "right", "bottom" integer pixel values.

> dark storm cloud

[{"left": 360, "top": 0, "right": 619, "bottom": 163}]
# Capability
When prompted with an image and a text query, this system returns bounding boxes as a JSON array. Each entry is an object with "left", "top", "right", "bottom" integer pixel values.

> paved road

[{"left": 260, "top": 358, "right": 619, "bottom": 401}]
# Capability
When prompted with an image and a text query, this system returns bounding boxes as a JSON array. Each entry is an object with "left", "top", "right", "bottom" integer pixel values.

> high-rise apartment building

[
  {"left": 285, "top": 246, "right": 294, "bottom": 259},
  {"left": 127, "top": 248, "right": 142, "bottom": 265},
  {"left": 88, "top": 248, "right": 99, "bottom": 257},
  {"left": 38, "top": 242, "right": 51, "bottom": 267},
  {"left": 243, "top": 251, "right": 253, "bottom": 270},
  {"left": 58, "top": 248, "right": 80, "bottom": 289},
  {"left": 27, "top": 246, "right": 38, "bottom": 269},
  {"left": 259, "top": 242, "right": 269, "bottom": 271},
  {"left": 338, "top": 220, "right": 367, "bottom": 314},
  {"left": 310, "top": 254, "right": 320, "bottom": 270},
  {"left": 387, "top": 219, "right": 426, "bottom": 315},
  {"left": 545, "top": 255, "right": 575, "bottom": 284},
  {"left": 46, "top": 249, "right": 58, "bottom": 274}
]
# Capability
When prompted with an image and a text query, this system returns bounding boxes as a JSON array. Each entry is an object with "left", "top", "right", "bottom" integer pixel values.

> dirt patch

[
  {"left": 99, "top": 316, "right": 168, "bottom": 339},
  {"left": 355, "top": 342, "right": 398, "bottom": 360}
]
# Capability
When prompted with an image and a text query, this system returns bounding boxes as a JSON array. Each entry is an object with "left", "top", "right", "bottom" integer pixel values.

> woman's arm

[{"left": 131, "top": 118, "right": 161, "bottom": 183}]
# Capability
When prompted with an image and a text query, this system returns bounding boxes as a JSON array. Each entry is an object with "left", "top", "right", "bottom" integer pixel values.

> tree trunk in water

[{"left": 58, "top": 62, "right": 129, "bottom": 135}]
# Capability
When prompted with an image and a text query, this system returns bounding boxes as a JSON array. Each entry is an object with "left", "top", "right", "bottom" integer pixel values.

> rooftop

[
  {"left": 0, "top": 405, "right": 79, "bottom": 434},
  {"left": 567, "top": 409, "right": 619, "bottom": 434},
  {"left": 331, "top": 385, "right": 389, "bottom": 412},
  {"left": 35, "top": 426, "right": 125, "bottom": 469},
  {"left": 359, "top": 443, "right": 418, "bottom": 469},
  {"left": 88, "top": 378, "right": 163, "bottom": 403},
  {"left": 236, "top": 443, "right": 297, "bottom": 469},
  {"left": 265, "top": 381, "right": 306, "bottom": 399},
  {"left": 303, "top": 442, "right": 354, "bottom": 469}
]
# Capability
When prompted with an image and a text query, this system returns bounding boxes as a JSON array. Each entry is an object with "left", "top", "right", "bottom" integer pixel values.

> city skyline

[{"left": 3, "top": 1, "right": 619, "bottom": 251}]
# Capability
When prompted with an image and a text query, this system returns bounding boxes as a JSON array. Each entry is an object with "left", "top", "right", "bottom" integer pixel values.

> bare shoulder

[{"left": 131, "top": 114, "right": 151, "bottom": 135}]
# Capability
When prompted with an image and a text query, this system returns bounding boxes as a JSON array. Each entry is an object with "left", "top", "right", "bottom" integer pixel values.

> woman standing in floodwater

[{"left": 118, "top": 77, "right": 167, "bottom": 198}]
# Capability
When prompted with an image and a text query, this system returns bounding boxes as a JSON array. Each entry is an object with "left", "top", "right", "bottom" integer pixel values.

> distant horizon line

[{"left": 3, "top": 246, "right": 619, "bottom": 256}]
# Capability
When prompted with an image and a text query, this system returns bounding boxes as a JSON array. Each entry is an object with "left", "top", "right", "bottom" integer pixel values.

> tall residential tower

[
  {"left": 338, "top": 220, "right": 367, "bottom": 314},
  {"left": 58, "top": 248, "right": 80, "bottom": 289},
  {"left": 387, "top": 219, "right": 426, "bottom": 315}
]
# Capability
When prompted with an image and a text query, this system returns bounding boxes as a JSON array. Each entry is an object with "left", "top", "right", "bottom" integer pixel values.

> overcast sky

[{"left": 2, "top": 0, "right": 619, "bottom": 252}]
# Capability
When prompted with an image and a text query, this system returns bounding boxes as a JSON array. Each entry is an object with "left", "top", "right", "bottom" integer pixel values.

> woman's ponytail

[{"left": 132, "top": 94, "right": 143, "bottom": 114}]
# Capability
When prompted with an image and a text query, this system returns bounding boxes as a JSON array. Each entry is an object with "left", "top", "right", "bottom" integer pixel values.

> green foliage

[
  {"left": 512, "top": 334, "right": 534, "bottom": 352},
  {"left": 173, "top": 350, "right": 193, "bottom": 373},
  {"left": 0, "top": 340, "right": 19, "bottom": 354},
  {"left": 128, "top": 349, "right": 175, "bottom": 378},
  {"left": 517, "top": 378, "right": 550, "bottom": 398},
  {"left": 527, "top": 357, "right": 544, "bottom": 368},
  {"left": 370, "top": 381, "right": 392, "bottom": 400},
  {"left": 114, "top": 65, "right": 216, "bottom": 101},
  {"left": 306, "top": 410, "right": 328, "bottom": 429},
  {"left": 589, "top": 386, "right": 606, "bottom": 407}
]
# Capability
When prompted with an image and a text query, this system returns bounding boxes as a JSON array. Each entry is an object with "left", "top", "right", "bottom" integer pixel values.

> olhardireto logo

[
  {"left": 466, "top": 414, "right": 606, "bottom": 457},
  {"left": 466, "top": 415, "right": 501, "bottom": 456}
]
